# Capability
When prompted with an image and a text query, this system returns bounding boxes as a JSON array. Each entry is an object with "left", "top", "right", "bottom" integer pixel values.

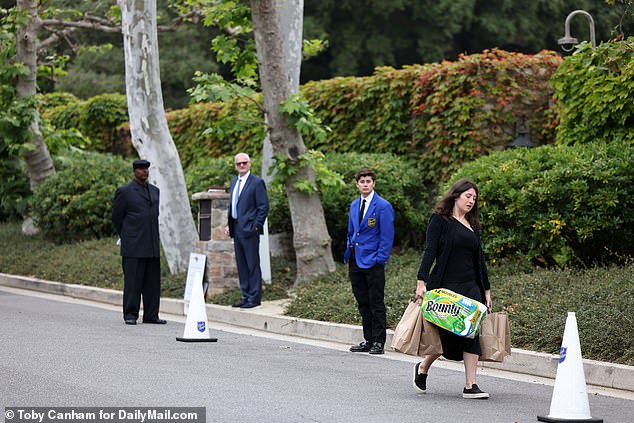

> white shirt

[
  {"left": 232, "top": 172, "right": 250, "bottom": 218},
  {"left": 360, "top": 190, "right": 374, "bottom": 220}
]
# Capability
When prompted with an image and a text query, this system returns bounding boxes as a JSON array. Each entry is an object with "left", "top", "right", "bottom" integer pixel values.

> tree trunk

[
  {"left": 260, "top": 0, "right": 303, "bottom": 184},
  {"left": 118, "top": 0, "right": 198, "bottom": 273},
  {"left": 251, "top": 0, "right": 335, "bottom": 285},
  {"left": 16, "top": 0, "right": 55, "bottom": 191}
]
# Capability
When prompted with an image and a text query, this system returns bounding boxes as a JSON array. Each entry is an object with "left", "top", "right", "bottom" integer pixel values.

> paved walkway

[{"left": 1, "top": 272, "right": 633, "bottom": 396}]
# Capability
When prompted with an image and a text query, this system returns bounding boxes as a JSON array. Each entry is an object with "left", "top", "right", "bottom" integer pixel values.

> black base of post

[
  {"left": 537, "top": 415, "right": 602, "bottom": 422},
  {"left": 176, "top": 337, "right": 218, "bottom": 342}
]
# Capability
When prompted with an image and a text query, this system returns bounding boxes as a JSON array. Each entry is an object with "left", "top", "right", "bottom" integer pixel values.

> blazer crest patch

[{"left": 367, "top": 217, "right": 376, "bottom": 228}]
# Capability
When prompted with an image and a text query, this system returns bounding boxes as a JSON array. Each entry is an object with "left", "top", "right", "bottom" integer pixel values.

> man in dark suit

[
  {"left": 225, "top": 153, "right": 269, "bottom": 309},
  {"left": 112, "top": 159, "right": 165, "bottom": 325},
  {"left": 344, "top": 168, "right": 395, "bottom": 354}
]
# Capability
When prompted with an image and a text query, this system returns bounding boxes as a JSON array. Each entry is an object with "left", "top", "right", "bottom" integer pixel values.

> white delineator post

[{"left": 537, "top": 312, "right": 603, "bottom": 423}]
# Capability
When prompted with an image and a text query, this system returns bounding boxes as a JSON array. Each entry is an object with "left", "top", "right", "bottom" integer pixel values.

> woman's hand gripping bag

[{"left": 423, "top": 288, "right": 487, "bottom": 338}]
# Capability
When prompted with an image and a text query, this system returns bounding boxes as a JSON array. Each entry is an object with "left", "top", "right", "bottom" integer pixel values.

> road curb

[{"left": 1, "top": 272, "right": 632, "bottom": 392}]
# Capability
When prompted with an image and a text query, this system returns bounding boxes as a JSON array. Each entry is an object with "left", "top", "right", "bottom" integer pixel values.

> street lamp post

[{"left": 558, "top": 10, "right": 597, "bottom": 51}]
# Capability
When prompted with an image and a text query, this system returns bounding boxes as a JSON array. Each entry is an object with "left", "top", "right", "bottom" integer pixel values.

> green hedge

[
  {"left": 551, "top": 38, "right": 634, "bottom": 146},
  {"left": 449, "top": 141, "right": 634, "bottom": 266},
  {"left": 168, "top": 99, "right": 266, "bottom": 168},
  {"left": 0, "top": 157, "right": 30, "bottom": 220},
  {"left": 40, "top": 93, "right": 131, "bottom": 156},
  {"left": 31, "top": 151, "right": 129, "bottom": 242},
  {"left": 40, "top": 49, "right": 562, "bottom": 182}
]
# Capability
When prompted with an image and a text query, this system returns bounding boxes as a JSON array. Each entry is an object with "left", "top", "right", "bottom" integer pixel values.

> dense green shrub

[
  {"left": 43, "top": 101, "right": 83, "bottom": 133},
  {"left": 40, "top": 92, "right": 131, "bottom": 155},
  {"left": 551, "top": 38, "right": 634, "bottom": 146},
  {"left": 0, "top": 157, "right": 30, "bottom": 221},
  {"left": 30, "top": 151, "right": 129, "bottom": 242},
  {"left": 38, "top": 92, "right": 80, "bottom": 109},
  {"left": 79, "top": 93, "right": 129, "bottom": 153},
  {"left": 168, "top": 99, "right": 266, "bottom": 168},
  {"left": 450, "top": 141, "right": 634, "bottom": 266}
]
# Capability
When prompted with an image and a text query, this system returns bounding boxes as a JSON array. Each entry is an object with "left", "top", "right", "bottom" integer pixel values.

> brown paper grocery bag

[
  {"left": 419, "top": 315, "right": 443, "bottom": 356},
  {"left": 479, "top": 312, "right": 511, "bottom": 362},
  {"left": 390, "top": 299, "right": 424, "bottom": 356}
]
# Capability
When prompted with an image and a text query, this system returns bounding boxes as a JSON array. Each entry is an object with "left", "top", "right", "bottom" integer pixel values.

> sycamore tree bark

[
  {"left": 250, "top": 0, "right": 335, "bottom": 285},
  {"left": 118, "top": 0, "right": 197, "bottom": 273},
  {"left": 260, "top": 0, "right": 303, "bottom": 183},
  {"left": 16, "top": 0, "right": 55, "bottom": 191}
]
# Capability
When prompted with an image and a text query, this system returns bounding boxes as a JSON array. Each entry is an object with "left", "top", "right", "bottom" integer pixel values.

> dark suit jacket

[
  {"left": 227, "top": 173, "right": 269, "bottom": 238},
  {"left": 112, "top": 180, "right": 160, "bottom": 258},
  {"left": 343, "top": 193, "right": 395, "bottom": 268},
  {"left": 417, "top": 213, "right": 490, "bottom": 297}
]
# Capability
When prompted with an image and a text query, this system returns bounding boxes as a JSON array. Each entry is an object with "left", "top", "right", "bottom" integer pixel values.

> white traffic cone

[
  {"left": 176, "top": 278, "right": 217, "bottom": 343},
  {"left": 537, "top": 312, "right": 602, "bottom": 422}
]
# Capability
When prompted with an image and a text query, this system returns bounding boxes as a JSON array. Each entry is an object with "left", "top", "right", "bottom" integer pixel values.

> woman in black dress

[{"left": 413, "top": 179, "right": 492, "bottom": 399}]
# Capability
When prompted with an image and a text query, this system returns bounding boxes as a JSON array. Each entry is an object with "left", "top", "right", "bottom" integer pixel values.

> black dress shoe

[
  {"left": 350, "top": 341, "right": 372, "bottom": 352},
  {"left": 142, "top": 318, "right": 167, "bottom": 324},
  {"left": 124, "top": 320, "right": 136, "bottom": 325},
  {"left": 232, "top": 299, "right": 247, "bottom": 308},
  {"left": 240, "top": 302, "right": 261, "bottom": 309},
  {"left": 369, "top": 342, "right": 384, "bottom": 355}
]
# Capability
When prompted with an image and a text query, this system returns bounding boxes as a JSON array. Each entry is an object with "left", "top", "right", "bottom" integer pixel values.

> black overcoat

[{"left": 112, "top": 180, "right": 160, "bottom": 258}]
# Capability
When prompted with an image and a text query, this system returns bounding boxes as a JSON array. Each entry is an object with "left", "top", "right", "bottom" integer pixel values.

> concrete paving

[{"left": 1, "top": 272, "right": 633, "bottom": 394}]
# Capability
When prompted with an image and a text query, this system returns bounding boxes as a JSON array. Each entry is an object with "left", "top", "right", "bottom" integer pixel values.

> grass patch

[
  {"left": 1, "top": 221, "right": 632, "bottom": 365},
  {"left": 285, "top": 250, "right": 634, "bottom": 366}
]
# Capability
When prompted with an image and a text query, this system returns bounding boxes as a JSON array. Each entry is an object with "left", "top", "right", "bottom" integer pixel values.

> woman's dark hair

[{"left": 434, "top": 178, "right": 481, "bottom": 230}]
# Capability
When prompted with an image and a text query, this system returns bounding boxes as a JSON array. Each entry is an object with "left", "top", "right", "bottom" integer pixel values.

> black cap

[{"left": 132, "top": 159, "right": 151, "bottom": 169}]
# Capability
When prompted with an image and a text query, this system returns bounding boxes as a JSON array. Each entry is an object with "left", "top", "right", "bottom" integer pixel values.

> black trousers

[
  {"left": 122, "top": 257, "right": 161, "bottom": 321},
  {"left": 349, "top": 255, "right": 387, "bottom": 344}
]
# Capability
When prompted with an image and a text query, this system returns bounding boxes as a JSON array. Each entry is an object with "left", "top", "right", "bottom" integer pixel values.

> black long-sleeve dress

[{"left": 417, "top": 213, "right": 490, "bottom": 361}]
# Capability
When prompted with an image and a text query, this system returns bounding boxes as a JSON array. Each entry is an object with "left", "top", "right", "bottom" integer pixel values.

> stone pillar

[{"left": 192, "top": 190, "right": 239, "bottom": 297}]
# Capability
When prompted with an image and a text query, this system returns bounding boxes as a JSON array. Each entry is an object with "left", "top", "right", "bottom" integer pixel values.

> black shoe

[
  {"left": 142, "top": 318, "right": 167, "bottom": 324},
  {"left": 369, "top": 342, "right": 384, "bottom": 355},
  {"left": 350, "top": 341, "right": 372, "bottom": 352},
  {"left": 412, "top": 362, "right": 427, "bottom": 393},
  {"left": 240, "top": 302, "right": 261, "bottom": 309},
  {"left": 124, "top": 319, "right": 136, "bottom": 325},
  {"left": 232, "top": 299, "right": 247, "bottom": 308},
  {"left": 463, "top": 384, "right": 489, "bottom": 399}
]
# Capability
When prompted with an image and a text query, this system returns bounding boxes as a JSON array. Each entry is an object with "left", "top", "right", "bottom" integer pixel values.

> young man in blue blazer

[
  {"left": 225, "top": 153, "right": 269, "bottom": 309},
  {"left": 344, "top": 168, "right": 395, "bottom": 354}
]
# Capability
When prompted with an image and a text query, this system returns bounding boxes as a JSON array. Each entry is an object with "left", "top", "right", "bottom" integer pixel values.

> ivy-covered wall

[
  {"left": 550, "top": 37, "right": 634, "bottom": 146},
  {"left": 41, "top": 49, "right": 563, "bottom": 178}
]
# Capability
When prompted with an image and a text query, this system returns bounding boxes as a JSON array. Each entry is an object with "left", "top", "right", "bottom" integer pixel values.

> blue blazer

[
  {"left": 111, "top": 180, "right": 160, "bottom": 258},
  {"left": 227, "top": 174, "right": 269, "bottom": 239},
  {"left": 343, "top": 192, "right": 395, "bottom": 268}
]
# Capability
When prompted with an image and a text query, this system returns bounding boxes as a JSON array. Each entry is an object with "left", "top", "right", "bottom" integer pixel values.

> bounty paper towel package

[{"left": 423, "top": 288, "right": 487, "bottom": 338}]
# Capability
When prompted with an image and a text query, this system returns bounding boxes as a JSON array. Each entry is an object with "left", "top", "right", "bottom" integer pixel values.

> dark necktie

[{"left": 359, "top": 199, "right": 366, "bottom": 225}]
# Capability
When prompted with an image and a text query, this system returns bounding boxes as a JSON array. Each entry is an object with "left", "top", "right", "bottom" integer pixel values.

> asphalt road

[{"left": 1, "top": 288, "right": 632, "bottom": 423}]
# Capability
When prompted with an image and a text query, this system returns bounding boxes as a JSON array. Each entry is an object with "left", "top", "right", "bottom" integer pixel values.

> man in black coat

[
  {"left": 112, "top": 159, "right": 165, "bottom": 325},
  {"left": 225, "top": 153, "right": 269, "bottom": 309}
]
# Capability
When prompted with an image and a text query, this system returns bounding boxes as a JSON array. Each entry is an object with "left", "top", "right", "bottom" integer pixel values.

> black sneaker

[
  {"left": 412, "top": 362, "right": 427, "bottom": 393},
  {"left": 462, "top": 384, "right": 489, "bottom": 399}
]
